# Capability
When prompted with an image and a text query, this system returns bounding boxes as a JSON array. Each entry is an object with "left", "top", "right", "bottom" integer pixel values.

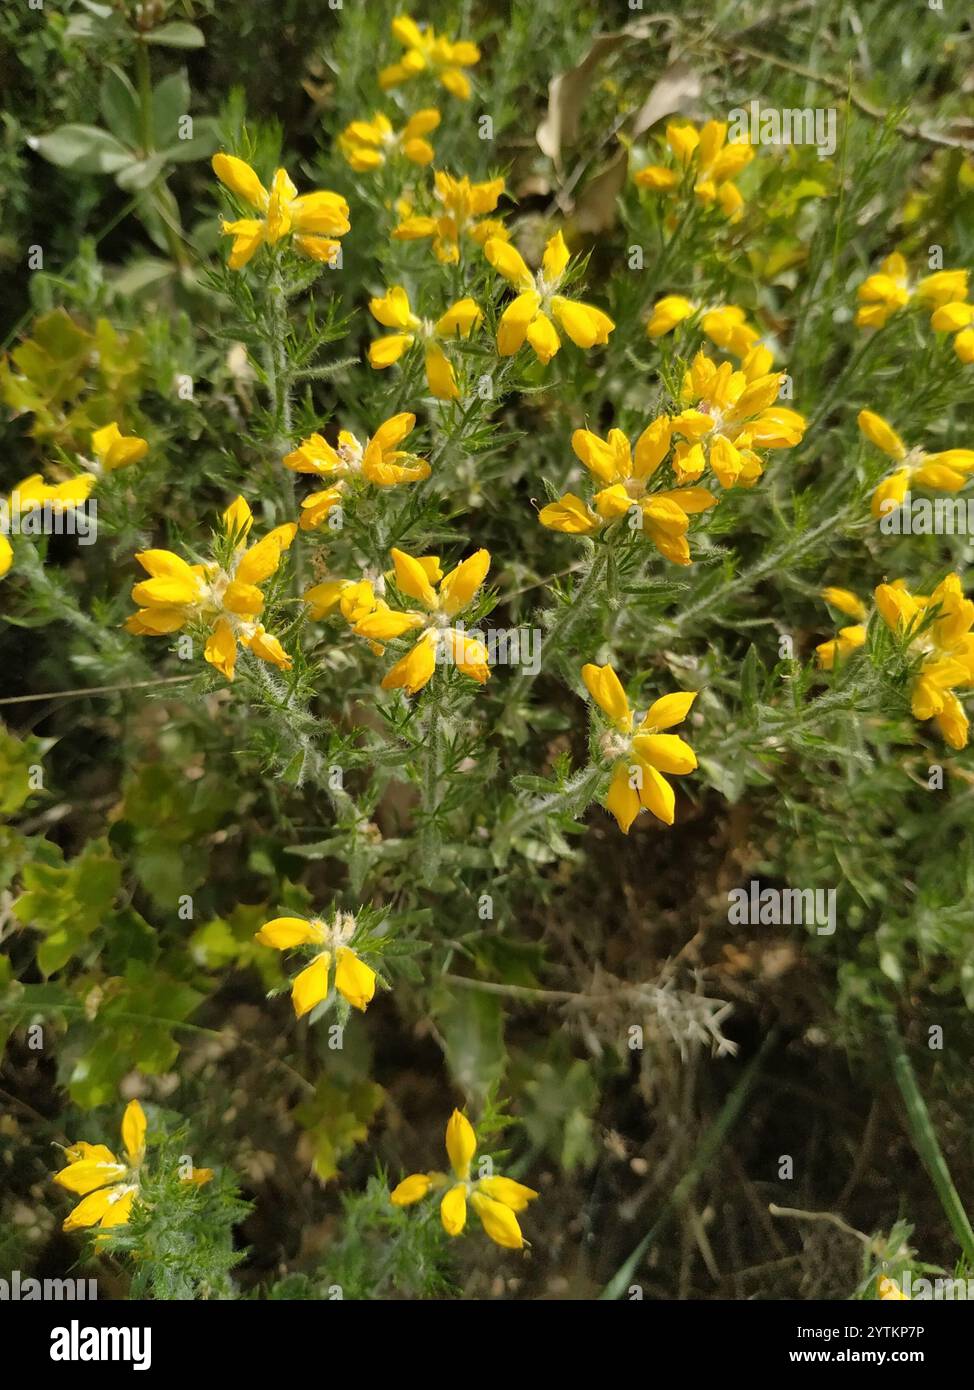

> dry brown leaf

[
  {"left": 631, "top": 58, "right": 703, "bottom": 138},
  {"left": 536, "top": 33, "right": 628, "bottom": 167}
]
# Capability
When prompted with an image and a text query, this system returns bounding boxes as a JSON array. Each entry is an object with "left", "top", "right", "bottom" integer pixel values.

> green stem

[
  {"left": 420, "top": 697, "right": 443, "bottom": 877},
  {"left": 502, "top": 542, "right": 612, "bottom": 722},
  {"left": 883, "top": 1016, "right": 974, "bottom": 1265}
]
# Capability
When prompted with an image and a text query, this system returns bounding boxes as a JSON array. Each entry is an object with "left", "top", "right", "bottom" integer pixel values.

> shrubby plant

[{"left": 2, "top": 0, "right": 974, "bottom": 1303}]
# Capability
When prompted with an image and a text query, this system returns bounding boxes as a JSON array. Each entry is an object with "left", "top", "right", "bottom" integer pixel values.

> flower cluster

[
  {"left": 283, "top": 412, "right": 431, "bottom": 530},
  {"left": 212, "top": 154, "right": 350, "bottom": 269},
  {"left": 817, "top": 574, "right": 974, "bottom": 748},
  {"left": 485, "top": 230, "right": 615, "bottom": 363},
  {"left": 345, "top": 547, "right": 492, "bottom": 695},
  {"left": 53, "top": 1100, "right": 211, "bottom": 1237},
  {"left": 634, "top": 120, "right": 753, "bottom": 218},
  {"left": 858, "top": 409, "right": 974, "bottom": 518},
  {"left": 126, "top": 496, "right": 296, "bottom": 681},
  {"left": 856, "top": 252, "right": 972, "bottom": 362}
]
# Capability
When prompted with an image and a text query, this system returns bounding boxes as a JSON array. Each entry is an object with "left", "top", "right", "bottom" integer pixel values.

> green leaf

[
  {"left": 432, "top": 987, "right": 506, "bottom": 1106},
  {"left": 99, "top": 66, "right": 140, "bottom": 146},
  {"left": 116, "top": 154, "right": 166, "bottom": 191},
  {"left": 294, "top": 1078, "right": 384, "bottom": 1183},
  {"left": 0, "top": 726, "right": 52, "bottom": 817},
  {"left": 13, "top": 838, "right": 121, "bottom": 975},
  {"left": 29, "top": 124, "right": 132, "bottom": 174},
  {"left": 144, "top": 22, "right": 206, "bottom": 49},
  {"left": 151, "top": 71, "right": 190, "bottom": 149}
]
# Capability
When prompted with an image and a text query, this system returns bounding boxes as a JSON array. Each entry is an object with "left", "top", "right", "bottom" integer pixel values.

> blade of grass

[{"left": 600, "top": 1029, "right": 777, "bottom": 1299}]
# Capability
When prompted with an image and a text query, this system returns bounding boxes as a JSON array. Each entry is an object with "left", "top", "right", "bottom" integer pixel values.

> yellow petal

[
  {"left": 581, "top": 662, "right": 632, "bottom": 732},
  {"left": 291, "top": 953, "right": 332, "bottom": 1018},
  {"left": 477, "top": 1175, "right": 538, "bottom": 1211},
  {"left": 440, "top": 1182, "right": 468, "bottom": 1236},
  {"left": 255, "top": 917, "right": 325, "bottom": 949},
  {"left": 212, "top": 153, "right": 268, "bottom": 210},
  {"left": 470, "top": 1191, "right": 525, "bottom": 1248},
  {"left": 858, "top": 410, "right": 906, "bottom": 460},
  {"left": 445, "top": 1109, "right": 477, "bottom": 1179},
  {"left": 334, "top": 946, "right": 377, "bottom": 1012},
  {"left": 391, "top": 1173, "right": 433, "bottom": 1206},
  {"left": 439, "top": 548, "right": 490, "bottom": 617},
  {"left": 484, "top": 237, "right": 533, "bottom": 289},
  {"left": 605, "top": 761, "right": 641, "bottom": 833},
  {"left": 632, "top": 733, "right": 697, "bottom": 775},
  {"left": 391, "top": 547, "right": 438, "bottom": 606},
  {"left": 641, "top": 690, "right": 697, "bottom": 731},
  {"left": 204, "top": 617, "right": 238, "bottom": 681},
  {"left": 121, "top": 1100, "right": 146, "bottom": 1167},
  {"left": 637, "top": 763, "right": 676, "bottom": 825}
]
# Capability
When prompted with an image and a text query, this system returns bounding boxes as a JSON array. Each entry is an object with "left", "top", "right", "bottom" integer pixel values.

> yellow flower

[
  {"left": 126, "top": 496, "right": 296, "bottom": 682},
  {"left": 670, "top": 347, "right": 805, "bottom": 488},
  {"left": 858, "top": 409, "right": 974, "bottom": 518},
  {"left": 53, "top": 1100, "right": 211, "bottom": 1237},
  {"left": 634, "top": 120, "right": 753, "bottom": 217},
  {"left": 255, "top": 910, "right": 378, "bottom": 1016},
  {"left": 303, "top": 576, "right": 378, "bottom": 623},
  {"left": 874, "top": 573, "right": 974, "bottom": 749},
  {"left": 647, "top": 297, "right": 761, "bottom": 358},
  {"left": 393, "top": 171, "right": 507, "bottom": 263},
  {"left": 379, "top": 15, "right": 480, "bottom": 101},
  {"left": 0, "top": 473, "right": 97, "bottom": 579},
  {"left": 390, "top": 1109, "right": 538, "bottom": 1249},
  {"left": 348, "top": 547, "right": 491, "bottom": 695},
  {"left": 484, "top": 230, "right": 614, "bottom": 363},
  {"left": 212, "top": 154, "right": 350, "bottom": 269},
  {"left": 582, "top": 663, "right": 698, "bottom": 833},
  {"left": 89, "top": 422, "right": 148, "bottom": 475},
  {"left": 53, "top": 1100, "right": 146, "bottom": 1235},
  {"left": 338, "top": 109, "right": 440, "bottom": 171},
  {"left": 878, "top": 1276, "right": 910, "bottom": 1300},
  {"left": 539, "top": 420, "right": 717, "bottom": 565},
  {"left": 283, "top": 412, "right": 430, "bottom": 530},
  {"left": 856, "top": 252, "right": 970, "bottom": 336},
  {"left": 368, "top": 286, "right": 483, "bottom": 399}
]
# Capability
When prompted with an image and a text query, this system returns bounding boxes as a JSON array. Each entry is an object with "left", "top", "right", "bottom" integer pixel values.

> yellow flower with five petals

[
  {"left": 391, "top": 1110, "right": 538, "bottom": 1249},
  {"left": 393, "top": 171, "right": 507, "bottom": 264},
  {"left": 368, "top": 286, "right": 483, "bottom": 399},
  {"left": 484, "top": 230, "right": 614, "bottom": 363},
  {"left": 858, "top": 409, "right": 974, "bottom": 519},
  {"left": 283, "top": 412, "right": 430, "bottom": 531},
  {"left": 212, "top": 154, "right": 350, "bottom": 269},
  {"left": 647, "top": 297, "right": 761, "bottom": 358},
  {"left": 539, "top": 420, "right": 717, "bottom": 565},
  {"left": 670, "top": 347, "right": 805, "bottom": 488},
  {"left": 349, "top": 547, "right": 491, "bottom": 695},
  {"left": 634, "top": 120, "right": 753, "bottom": 218},
  {"left": 125, "top": 496, "right": 296, "bottom": 682},
  {"left": 582, "top": 663, "right": 698, "bottom": 832}
]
